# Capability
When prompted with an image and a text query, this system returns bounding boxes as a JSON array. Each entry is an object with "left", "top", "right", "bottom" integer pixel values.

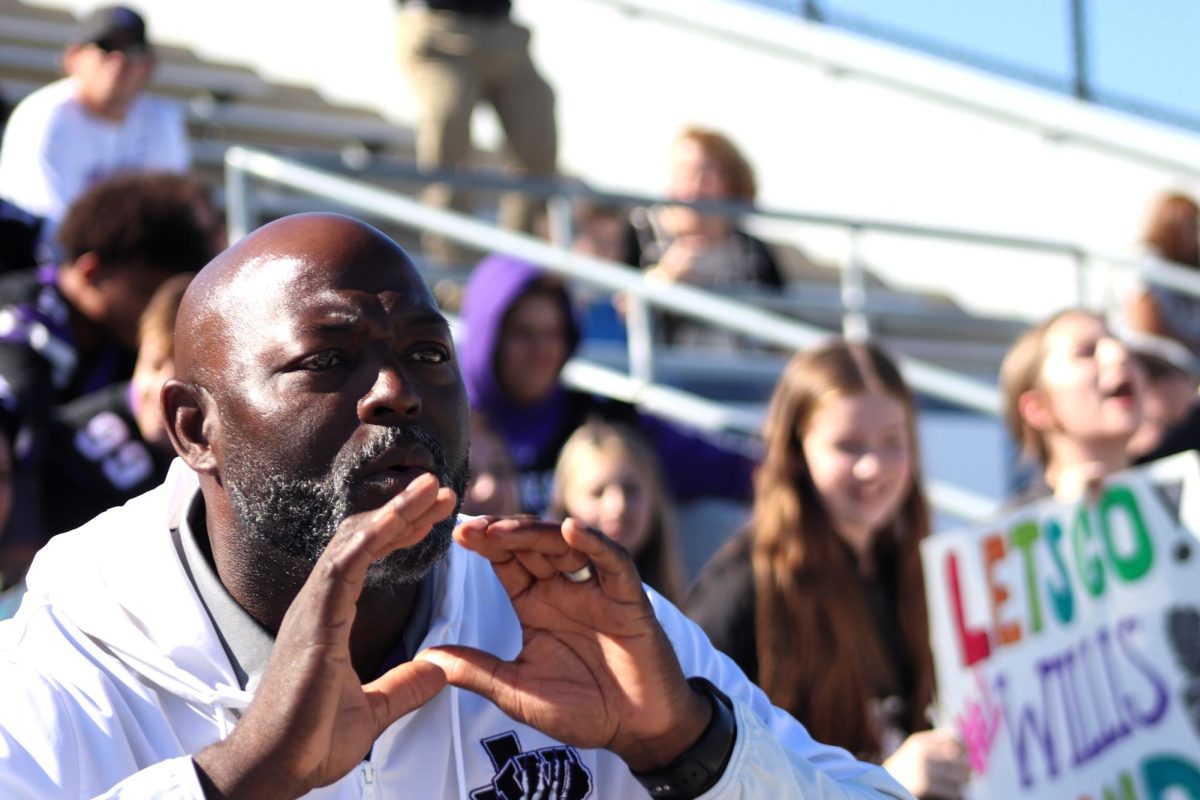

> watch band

[{"left": 632, "top": 677, "right": 738, "bottom": 799}]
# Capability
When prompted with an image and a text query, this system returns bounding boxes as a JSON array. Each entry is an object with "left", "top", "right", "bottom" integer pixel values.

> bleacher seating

[{"left": 0, "top": 0, "right": 1026, "bottom": 386}]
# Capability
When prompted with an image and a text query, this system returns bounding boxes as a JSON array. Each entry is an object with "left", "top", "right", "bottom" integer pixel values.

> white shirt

[
  {"left": 0, "top": 460, "right": 912, "bottom": 799},
  {"left": 0, "top": 77, "right": 190, "bottom": 234}
]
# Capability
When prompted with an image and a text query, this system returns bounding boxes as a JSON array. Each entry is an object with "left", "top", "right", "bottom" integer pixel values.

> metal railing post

[
  {"left": 546, "top": 192, "right": 574, "bottom": 250},
  {"left": 1073, "top": 249, "right": 1090, "bottom": 306},
  {"left": 625, "top": 294, "right": 656, "bottom": 387},
  {"left": 842, "top": 225, "right": 870, "bottom": 341},
  {"left": 223, "top": 151, "right": 254, "bottom": 244}
]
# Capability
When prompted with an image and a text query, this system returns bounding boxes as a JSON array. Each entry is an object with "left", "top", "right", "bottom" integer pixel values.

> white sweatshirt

[
  {"left": 0, "top": 77, "right": 189, "bottom": 231},
  {"left": 0, "top": 460, "right": 912, "bottom": 799}
]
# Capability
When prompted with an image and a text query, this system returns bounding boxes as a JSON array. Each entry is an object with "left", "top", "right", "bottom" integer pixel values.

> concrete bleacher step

[{"left": 0, "top": 0, "right": 417, "bottom": 157}]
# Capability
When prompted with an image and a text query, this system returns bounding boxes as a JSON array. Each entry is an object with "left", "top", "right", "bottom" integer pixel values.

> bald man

[{"left": 0, "top": 214, "right": 910, "bottom": 799}]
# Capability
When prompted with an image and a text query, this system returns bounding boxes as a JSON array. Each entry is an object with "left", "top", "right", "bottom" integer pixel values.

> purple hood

[{"left": 458, "top": 254, "right": 581, "bottom": 465}]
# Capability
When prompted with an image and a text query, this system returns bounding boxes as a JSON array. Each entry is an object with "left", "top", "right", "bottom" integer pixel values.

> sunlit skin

[
  {"left": 496, "top": 291, "right": 570, "bottom": 406},
  {"left": 560, "top": 443, "right": 656, "bottom": 559},
  {"left": 800, "top": 392, "right": 914, "bottom": 568},
  {"left": 1020, "top": 312, "right": 1146, "bottom": 491}
]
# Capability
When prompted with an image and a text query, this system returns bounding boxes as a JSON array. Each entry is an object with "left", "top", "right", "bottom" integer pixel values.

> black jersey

[{"left": 41, "top": 382, "right": 173, "bottom": 536}]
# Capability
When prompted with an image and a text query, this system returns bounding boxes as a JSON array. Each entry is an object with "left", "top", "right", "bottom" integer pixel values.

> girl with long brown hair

[{"left": 686, "top": 339, "right": 967, "bottom": 799}]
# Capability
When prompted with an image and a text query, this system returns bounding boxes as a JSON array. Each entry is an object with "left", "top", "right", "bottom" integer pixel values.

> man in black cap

[{"left": 0, "top": 4, "right": 190, "bottom": 245}]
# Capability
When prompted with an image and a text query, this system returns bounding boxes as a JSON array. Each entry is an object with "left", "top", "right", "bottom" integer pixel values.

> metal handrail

[
  {"left": 224, "top": 146, "right": 1001, "bottom": 521},
  {"left": 213, "top": 143, "right": 1200, "bottom": 325},
  {"left": 224, "top": 146, "right": 1001, "bottom": 415}
]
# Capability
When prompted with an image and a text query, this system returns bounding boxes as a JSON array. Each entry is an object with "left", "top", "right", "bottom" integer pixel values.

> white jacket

[
  {"left": 0, "top": 77, "right": 190, "bottom": 232},
  {"left": 0, "top": 461, "right": 911, "bottom": 799}
]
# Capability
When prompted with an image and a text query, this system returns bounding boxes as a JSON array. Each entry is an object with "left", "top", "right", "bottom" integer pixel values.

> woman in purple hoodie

[{"left": 459, "top": 253, "right": 755, "bottom": 515}]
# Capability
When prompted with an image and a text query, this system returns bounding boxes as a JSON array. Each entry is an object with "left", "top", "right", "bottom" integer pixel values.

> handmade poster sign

[{"left": 921, "top": 452, "right": 1200, "bottom": 800}]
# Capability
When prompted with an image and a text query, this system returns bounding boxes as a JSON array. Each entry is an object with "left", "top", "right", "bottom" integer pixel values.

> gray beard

[{"left": 224, "top": 425, "right": 467, "bottom": 590}]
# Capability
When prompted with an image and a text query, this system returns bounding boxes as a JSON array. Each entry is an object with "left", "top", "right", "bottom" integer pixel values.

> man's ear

[
  {"left": 162, "top": 378, "right": 218, "bottom": 474},
  {"left": 71, "top": 251, "right": 104, "bottom": 287},
  {"left": 1018, "top": 389, "right": 1055, "bottom": 433}
]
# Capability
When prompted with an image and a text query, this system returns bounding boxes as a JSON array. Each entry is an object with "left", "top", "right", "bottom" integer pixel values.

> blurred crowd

[{"left": 2, "top": 4, "right": 1200, "bottom": 799}]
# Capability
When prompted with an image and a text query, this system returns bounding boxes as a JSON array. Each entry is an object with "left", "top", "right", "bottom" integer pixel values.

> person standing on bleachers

[
  {"left": 395, "top": 0, "right": 557, "bottom": 264},
  {"left": 0, "top": 5, "right": 190, "bottom": 248}
]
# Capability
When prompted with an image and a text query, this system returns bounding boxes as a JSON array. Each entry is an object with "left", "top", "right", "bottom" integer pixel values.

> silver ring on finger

[{"left": 564, "top": 564, "right": 595, "bottom": 583}]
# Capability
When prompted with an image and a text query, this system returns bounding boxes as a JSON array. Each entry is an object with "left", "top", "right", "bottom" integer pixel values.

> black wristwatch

[{"left": 632, "top": 677, "right": 738, "bottom": 799}]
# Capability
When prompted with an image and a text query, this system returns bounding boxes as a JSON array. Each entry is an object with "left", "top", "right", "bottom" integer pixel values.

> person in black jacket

[
  {"left": 40, "top": 272, "right": 192, "bottom": 535},
  {"left": 0, "top": 173, "right": 213, "bottom": 584}
]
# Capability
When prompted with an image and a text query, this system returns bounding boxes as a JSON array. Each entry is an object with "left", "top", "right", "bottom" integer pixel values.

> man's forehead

[
  {"left": 223, "top": 253, "right": 430, "bottom": 304},
  {"left": 297, "top": 286, "right": 446, "bottom": 325}
]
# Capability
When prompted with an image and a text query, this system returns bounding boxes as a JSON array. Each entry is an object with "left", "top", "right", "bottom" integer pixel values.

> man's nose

[{"left": 358, "top": 363, "right": 421, "bottom": 422}]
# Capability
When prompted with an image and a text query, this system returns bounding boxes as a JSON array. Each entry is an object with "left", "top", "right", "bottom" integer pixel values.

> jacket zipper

[{"left": 361, "top": 761, "right": 377, "bottom": 800}]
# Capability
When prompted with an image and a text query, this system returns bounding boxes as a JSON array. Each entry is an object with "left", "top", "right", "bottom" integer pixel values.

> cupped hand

[
  {"left": 194, "top": 474, "right": 457, "bottom": 800},
  {"left": 418, "top": 516, "right": 711, "bottom": 772}
]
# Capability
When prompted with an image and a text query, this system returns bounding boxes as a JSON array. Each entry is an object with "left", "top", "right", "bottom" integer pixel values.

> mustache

[{"left": 344, "top": 425, "right": 450, "bottom": 484}]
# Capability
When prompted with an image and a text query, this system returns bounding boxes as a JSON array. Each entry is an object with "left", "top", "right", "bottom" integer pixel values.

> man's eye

[
  {"left": 301, "top": 351, "right": 345, "bottom": 371},
  {"left": 410, "top": 345, "right": 451, "bottom": 364}
]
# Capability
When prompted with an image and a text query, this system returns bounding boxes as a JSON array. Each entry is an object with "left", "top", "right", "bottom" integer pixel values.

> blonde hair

[{"left": 549, "top": 420, "right": 686, "bottom": 603}]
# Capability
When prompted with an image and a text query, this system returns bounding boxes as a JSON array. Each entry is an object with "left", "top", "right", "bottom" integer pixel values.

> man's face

[
  {"left": 65, "top": 37, "right": 154, "bottom": 119},
  {"left": 211, "top": 249, "right": 470, "bottom": 588}
]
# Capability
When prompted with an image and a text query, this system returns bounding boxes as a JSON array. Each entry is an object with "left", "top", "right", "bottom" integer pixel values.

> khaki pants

[{"left": 397, "top": 8, "right": 558, "bottom": 263}]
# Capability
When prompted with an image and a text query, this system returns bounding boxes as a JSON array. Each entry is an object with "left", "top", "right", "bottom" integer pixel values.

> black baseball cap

[{"left": 71, "top": 6, "right": 151, "bottom": 51}]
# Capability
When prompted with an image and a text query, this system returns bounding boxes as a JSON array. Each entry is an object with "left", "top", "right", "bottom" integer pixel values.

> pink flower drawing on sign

[{"left": 956, "top": 672, "right": 1004, "bottom": 776}]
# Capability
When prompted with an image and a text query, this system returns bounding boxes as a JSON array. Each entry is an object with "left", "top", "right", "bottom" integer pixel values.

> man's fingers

[
  {"left": 364, "top": 660, "right": 448, "bottom": 733},
  {"left": 365, "top": 477, "right": 455, "bottom": 557},
  {"left": 455, "top": 518, "right": 572, "bottom": 562},
  {"left": 286, "top": 475, "right": 454, "bottom": 643},
  {"left": 416, "top": 646, "right": 511, "bottom": 708},
  {"left": 561, "top": 518, "right": 644, "bottom": 599}
]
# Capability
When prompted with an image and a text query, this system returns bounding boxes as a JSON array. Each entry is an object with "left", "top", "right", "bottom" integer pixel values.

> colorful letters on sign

[{"left": 921, "top": 453, "right": 1200, "bottom": 800}]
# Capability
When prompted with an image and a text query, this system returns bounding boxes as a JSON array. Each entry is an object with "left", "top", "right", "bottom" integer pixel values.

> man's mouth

[{"left": 353, "top": 444, "right": 441, "bottom": 496}]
